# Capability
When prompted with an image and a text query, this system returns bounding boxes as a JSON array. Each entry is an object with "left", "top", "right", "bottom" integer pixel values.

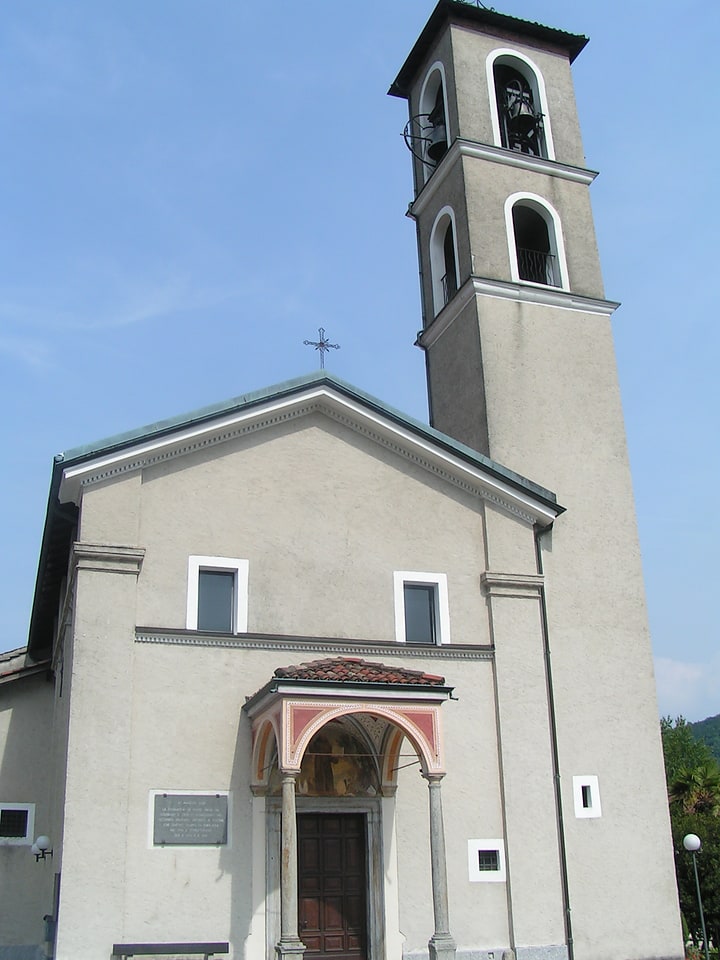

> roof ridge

[{"left": 274, "top": 656, "right": 446, "bottom": 686}]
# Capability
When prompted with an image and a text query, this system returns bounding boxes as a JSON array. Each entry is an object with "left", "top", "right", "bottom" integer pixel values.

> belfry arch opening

[
  {"left": 490, "top": 52, "right": 551, "bottom": 159},
  {"left": 509, "top": 198, "right": 565, "bottom": 288},
  {"left": 419, "top": 64, "right": 449, "bottom": 175},
  {"left": 430, "top": 207, "right": 460, "bottom": 315}
]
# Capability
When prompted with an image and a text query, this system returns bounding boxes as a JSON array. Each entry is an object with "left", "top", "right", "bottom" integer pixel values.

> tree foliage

[
  {"left": 662, "top": 716, "right": 718, "bottom": 785},
  {"left": 661, "top": 717, "right": 720, "bottom": 949},
  {"left": 691, "top": 714, "right": 720, "bottom": 765}
]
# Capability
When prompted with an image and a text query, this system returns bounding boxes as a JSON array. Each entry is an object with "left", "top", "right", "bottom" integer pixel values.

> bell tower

[
  {"left": 390, "top": 4, "right": 683, "bottom": 960},
  {"left": 390, "top": 1, "right": 610, "bottom": 479}
]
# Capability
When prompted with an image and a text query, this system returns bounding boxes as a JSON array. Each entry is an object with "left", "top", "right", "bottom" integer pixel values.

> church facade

[{"left": 0, "top": 4, "right": 683, "bottom": 960}]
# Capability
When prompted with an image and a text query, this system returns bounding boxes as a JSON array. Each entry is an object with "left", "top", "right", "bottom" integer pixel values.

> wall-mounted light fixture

[{"left": 31, "top": 836, "right": 53, "bottom": 862}]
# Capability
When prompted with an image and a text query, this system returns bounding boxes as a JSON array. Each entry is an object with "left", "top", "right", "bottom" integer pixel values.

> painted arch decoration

[{"left": 246, "top": 657, "right": 453, "bottom": 790}]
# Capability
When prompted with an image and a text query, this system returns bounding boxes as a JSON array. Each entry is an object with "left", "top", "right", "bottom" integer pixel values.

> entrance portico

[{"left": 243, "top": 658, "right": 457, "bottom": 960}]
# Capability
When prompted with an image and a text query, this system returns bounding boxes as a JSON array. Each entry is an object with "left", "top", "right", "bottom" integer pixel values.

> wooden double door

[{"left": 298, "top": 813, "right": 368, "bottom": 960}]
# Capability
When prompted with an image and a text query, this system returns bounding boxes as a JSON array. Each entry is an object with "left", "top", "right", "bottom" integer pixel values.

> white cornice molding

[
  {"left": 266, "top": 684, "right": 451, "bottom": 703},
  {"left": 417, "top": 276, "right": 620, "bottom": 349},
  {"left": 408, "top": 139, "right": 598, "bottom": 219},
  {"left": 481, "top": 571, "right": 544, "bottom": 598},
  {"left": 72, "top": 542, "right": 145, "bottom": 576},
  {"left": 135, "top": 629, "right": 495, "bottom": 661},
  {"left": 59, "top": 386, "right": 560, "bottom": 527}
]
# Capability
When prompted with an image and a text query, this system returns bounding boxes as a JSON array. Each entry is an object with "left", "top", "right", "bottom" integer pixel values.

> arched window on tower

[
  {"left": 411, "top": 61, "right": 450, "bottom": 180},
  {"left": 489, "top": 52, "right": 551, "bottom": 159},
  {"left": 508, "top": 198, "right": 565, "bottom": 288},
  {"left": 430, "top": 207, "right": 460, "bottom": 315}
]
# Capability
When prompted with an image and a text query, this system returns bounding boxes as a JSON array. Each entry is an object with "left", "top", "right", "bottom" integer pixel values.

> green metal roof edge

[
  {"left": 389, "top": 0, "right": 589, "bottom": 99},
  {"left": 54, "top": 369, "right": 559, "bottom": 508},
  {"left": 57, "top": 370, "right": 332, "bottom": 464}
]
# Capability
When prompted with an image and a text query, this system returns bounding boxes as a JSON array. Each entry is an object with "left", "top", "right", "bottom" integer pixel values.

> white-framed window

[
  {"left": 186, "top": 556, "right": 249, "bottom": 634},
  {"left": 504, "top": 192, "right": 569, "bottom": 290},
  {"left": 0, "top": 803, "right": 35, "bottom": 846},
  {"left": 393, "top": 571, "right": 450, "bottom": 645},
  {"left": 429, "top": 206, "right": 460, "bottom": 316},
  {"left": 573, "top": 775, "right": 601, "bottom": 818},
  {"left": 148, "top": 790, "right": 231, "bottom": 848},
  {"left": 486, "top": 48, "right": 555, "bottom": 160},
  {"left": 468, "top": 838, "right": 506, "bottom": 882}
]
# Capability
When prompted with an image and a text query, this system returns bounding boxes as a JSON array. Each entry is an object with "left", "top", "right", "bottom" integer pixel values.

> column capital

[{"left": 424, "top": 773, "right": 446, "bottom": 785}]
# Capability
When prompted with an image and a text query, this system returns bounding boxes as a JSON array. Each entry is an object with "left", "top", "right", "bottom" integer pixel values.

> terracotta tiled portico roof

[{"left": 273, "top": 657, "right": 445, "bottom": 687}]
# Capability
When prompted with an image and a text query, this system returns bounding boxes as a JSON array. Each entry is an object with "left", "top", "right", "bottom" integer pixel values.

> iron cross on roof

[{"left": 303, "top": 327, "right": 340, "bottom": 369}]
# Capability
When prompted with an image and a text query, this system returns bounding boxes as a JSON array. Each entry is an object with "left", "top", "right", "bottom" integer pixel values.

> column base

[
  {"left": 275, "top": 938, "right": 307, "bottom": 960},
  {"left": 429, "top": 934, "right": 457, "bottom": 960}
]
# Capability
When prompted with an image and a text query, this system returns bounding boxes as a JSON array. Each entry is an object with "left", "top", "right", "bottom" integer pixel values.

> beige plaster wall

[
  {"left": 462, "top": 159, "right": 605, "bottom": 298},
  {"left": 432, "top": 292, "right": 682, "bottom": 958},
  {"left": 0, "top": 673, "right": 56, "bottom": 949},
  {"left": 54, "top": 554, "right": 141, "bottom": 960},
  {"left": 129, "top": 415, "right": 490, "bottom": 643},
  {"left": 395, "top": 658, "right": 508, "bottom": 955},
  {"left": 54, "top": 411, "right": 553, "bottom": 958}
]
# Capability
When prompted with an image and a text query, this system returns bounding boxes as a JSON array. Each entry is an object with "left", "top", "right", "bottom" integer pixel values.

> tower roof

[{"left": 389, "top": 0, "right": 588, "bottom": 99}]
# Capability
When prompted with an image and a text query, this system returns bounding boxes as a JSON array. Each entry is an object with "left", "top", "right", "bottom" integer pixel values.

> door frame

[{"left": 266, "top": 797, "right": 385, "bottom": 960}]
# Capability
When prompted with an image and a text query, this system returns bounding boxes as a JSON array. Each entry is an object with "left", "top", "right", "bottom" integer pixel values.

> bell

[
  {"left": 427, "top": 122, "right": 447, "bottom": 162},
  {"left": 508, "top": 101, "right": 537, "bottom": 137},
  {"left": 505, "top": 80, "right": 537, "bottom": 137}
]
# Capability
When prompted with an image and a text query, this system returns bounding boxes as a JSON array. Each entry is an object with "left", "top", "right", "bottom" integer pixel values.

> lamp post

[{"left": 683, "top": 833, "right": 710, "bottom": 960}]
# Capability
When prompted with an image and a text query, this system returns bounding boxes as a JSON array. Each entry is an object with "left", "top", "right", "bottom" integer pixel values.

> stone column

[
  {"left": 426, "top": 775, "right": 457, "bottom": 960},
  {"left": 276, "top": 773, "right": 306, "bottom": 960}
]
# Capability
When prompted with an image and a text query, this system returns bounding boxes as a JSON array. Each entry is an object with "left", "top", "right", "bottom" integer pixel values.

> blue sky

[{"left": 1, "top": 1, "right": 717, "bottom": 721}]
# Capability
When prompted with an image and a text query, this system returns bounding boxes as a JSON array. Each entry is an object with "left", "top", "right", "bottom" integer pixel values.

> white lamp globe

[
  {"left": 35, "top": 835, "right": 50, "bottom": 852},
  {"left": 683, "top": 833, "right": 701, "bottom": 852}
]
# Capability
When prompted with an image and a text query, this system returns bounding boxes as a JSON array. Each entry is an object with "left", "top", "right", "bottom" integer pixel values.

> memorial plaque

[{"left": 153, "top": 793, "right": 228, "bottom": 846}]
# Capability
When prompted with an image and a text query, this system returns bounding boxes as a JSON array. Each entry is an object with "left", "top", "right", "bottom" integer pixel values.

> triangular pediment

[
  {"left": 56, "top": 373, "right": 560, "bottom": 527},
  {"left": 30, "top": 374, "right": 561, "bottom": 658}
]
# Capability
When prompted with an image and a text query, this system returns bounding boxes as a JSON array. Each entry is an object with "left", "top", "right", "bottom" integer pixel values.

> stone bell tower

[{"left": 390, "top": 4, "right": 683, "bottom": 960}]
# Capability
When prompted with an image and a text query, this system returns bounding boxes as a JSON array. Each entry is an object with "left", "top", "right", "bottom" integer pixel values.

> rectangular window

[
  {"left": 477, "top": 849, "right": 499, "bottom": 871},
  {"left": 198, "top": 570, "right": 235, "bottom": 632},
  {"left": 187, "top": 556, "right": 249, "bottom": 634},
  {"left": 0, "top": 808, "right": 28, "bottom": 837},
  {"left": 0, "top": 803, "right": 34, "bottom": 845},
  {"left": 468, "top": 839, "right": 506, "bottom": 882},
  {"left": 573, "top": 775, "right": 601, "bottom": 818},
  {"left": 393, "top": 571, "right": 450, "bottom": 645},
  {"left": 404, "top": 584, "right": 436, "bottom": 644}
]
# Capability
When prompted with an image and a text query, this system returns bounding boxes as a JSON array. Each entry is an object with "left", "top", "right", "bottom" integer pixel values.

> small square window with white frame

[
  {"left": 0, "top": 803, "right": 35, "bottom": 845},
  {"left": 467, "top": 838, "right": 506, "bottom": 882},
  {"left": 573, "top": 775, "right": 601, "bottom": 818},
  {"left": 393, "top": 571, "right": 450, "bottom": 645},
  {"left": 187, "top": 556, "right": 249, "bottom": 634}
]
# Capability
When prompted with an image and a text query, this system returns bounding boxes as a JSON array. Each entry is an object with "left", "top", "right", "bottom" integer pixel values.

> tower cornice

[
  {"left": 407, "top": 139, "right": 598, "bottom": 220},
  {"left": 416, "top": 276, "right": 620, "bottom": 350}
]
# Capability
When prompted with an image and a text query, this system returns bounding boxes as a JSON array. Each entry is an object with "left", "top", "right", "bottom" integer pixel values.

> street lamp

[{"left": 683, "top": 833, "right": 710, "bottom": 960}]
